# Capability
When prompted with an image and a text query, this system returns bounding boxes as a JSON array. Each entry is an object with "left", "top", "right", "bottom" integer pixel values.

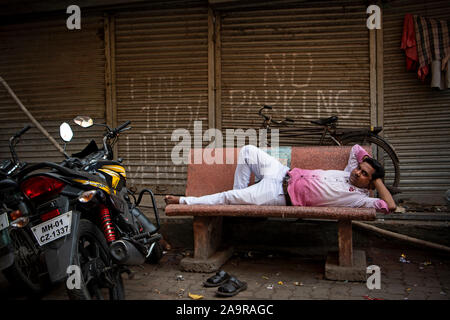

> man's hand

[
  {"left": 164, "top": 195, "right": 180, "bottom": 205},
  {"left": 372, "top": 178, "right": 397, "bottom": 212}
]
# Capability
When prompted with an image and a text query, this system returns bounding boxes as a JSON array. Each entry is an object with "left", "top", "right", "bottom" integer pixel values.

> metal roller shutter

[
  {"left": 219, "top": 1, "right": 371, "bottom": 146},
  {"left": 0, "top": 15, "right": 106, "bottom": 164},
  {"left": 383, "top": 0, "right": 450, "bottom": 203},
  {"left": 114, "top": 3, "right": 209, "bottom": 194}
]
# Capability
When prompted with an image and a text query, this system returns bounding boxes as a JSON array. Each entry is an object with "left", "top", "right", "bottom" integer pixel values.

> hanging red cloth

[{"left": 401, "top": 13, "right": 419, "bottom": 72}]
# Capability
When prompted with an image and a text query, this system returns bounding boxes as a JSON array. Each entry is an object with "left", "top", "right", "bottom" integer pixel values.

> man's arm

[
  {"left": 372, "top": 178, "right": 397, "bottom": 212},
  {"left": 344, "top": 144, "right": 369, "bottom": 172}
]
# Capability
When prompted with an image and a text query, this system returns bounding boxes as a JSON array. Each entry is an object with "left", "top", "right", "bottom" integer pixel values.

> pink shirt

[{"left": 287, "top": 144, "right": 389, "bottom": 213}]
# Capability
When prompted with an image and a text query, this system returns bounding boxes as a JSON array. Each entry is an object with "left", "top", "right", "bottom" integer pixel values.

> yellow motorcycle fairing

[
  {"left": 95, "top": 164, "right": 127, "bottom": 192},
  {"left": 101, "top": 165, "right": 126, "bottom": 178},
  {"left": 72, "top": 178, "right": 116, "bottom": 195}
]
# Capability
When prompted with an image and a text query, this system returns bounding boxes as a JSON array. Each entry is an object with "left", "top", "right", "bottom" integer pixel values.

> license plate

[
  {"left": 32, "top": 211, "right": 72, "bottom": 246},
  {"left": 0, "top": 212, "right": 9, "bottom": 231}
]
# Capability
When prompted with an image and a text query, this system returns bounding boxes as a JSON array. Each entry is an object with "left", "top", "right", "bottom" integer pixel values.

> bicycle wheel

[{"left": 339, "top": 135, "right": 400, "bottom": 191}]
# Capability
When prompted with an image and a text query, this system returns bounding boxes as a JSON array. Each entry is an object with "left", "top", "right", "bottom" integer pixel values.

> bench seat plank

[{"left": 165, "top": 204, "right": 376, "bottom": 221}]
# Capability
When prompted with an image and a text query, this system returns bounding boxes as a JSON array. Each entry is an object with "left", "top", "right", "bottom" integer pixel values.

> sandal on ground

[
  {"left": 216, "top": 276, "right": 247, "bottom": 297},
  {"left": 203, "top": 270, "right": 231, "bottom": 287}
]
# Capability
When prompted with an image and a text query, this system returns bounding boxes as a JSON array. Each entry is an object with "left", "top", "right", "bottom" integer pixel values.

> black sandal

[
  {"left": 216, "top": 276, "right": 247, "bottom": 297},
  {"left": 203, "top": 270, "right": 231, "bottom": 287}
]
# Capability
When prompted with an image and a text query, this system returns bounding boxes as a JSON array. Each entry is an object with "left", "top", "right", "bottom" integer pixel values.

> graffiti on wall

[
  {"left": 123, "top": 75, "right": 206, "bottom": 184},
  {"left": 227, "top": 53, "right": 356, "bottom": 121}
]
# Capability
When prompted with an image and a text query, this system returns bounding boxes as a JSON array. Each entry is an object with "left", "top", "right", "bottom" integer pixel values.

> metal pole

[{"left": 0, "top": 76, "right": 68, "bottom": 157}]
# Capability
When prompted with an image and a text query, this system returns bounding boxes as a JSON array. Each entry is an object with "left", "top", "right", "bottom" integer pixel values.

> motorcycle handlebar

[
  {"left": 107, "top": 120, "right": 131, "bottom": 140},
  {"left": 9, "top": 124, "right": 32, "bottom": 166},
  {"left": 116, "top": 120, "right": 131, "bottom": 133},
  {"left": 14, "top": 124, "right": 31, "bottom": 139}
]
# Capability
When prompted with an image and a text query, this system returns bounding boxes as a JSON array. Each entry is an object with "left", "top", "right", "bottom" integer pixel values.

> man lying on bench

[{"left": 165, "top": 144, "right": 396, "bottom": 214}]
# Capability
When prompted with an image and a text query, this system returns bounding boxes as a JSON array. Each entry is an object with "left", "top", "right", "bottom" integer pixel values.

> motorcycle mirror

[
  {"left": 59, "top": 122, "right": 73, "bottom": 142},
  {"left": 74, "top": 116, "right": 94, "bottom": 128}
]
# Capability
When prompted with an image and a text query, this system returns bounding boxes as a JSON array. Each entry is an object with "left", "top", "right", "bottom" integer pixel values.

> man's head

[{"left": 349, "top": 157, "right": 385, "bottom": 189}]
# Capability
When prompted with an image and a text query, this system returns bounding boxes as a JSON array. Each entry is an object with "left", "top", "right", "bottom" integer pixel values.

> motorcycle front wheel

[{"left": 66, "top": 219, "right": 124, "bottom": 300}]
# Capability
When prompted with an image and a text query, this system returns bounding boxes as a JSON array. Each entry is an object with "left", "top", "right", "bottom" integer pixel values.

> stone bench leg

[
  {"left": 180, "top": 216, "right": 233, "bottom": 273},
  {"left": 338, "top": 219, "right": 353, "bottom": 267},
  {"left": 325, "top": 219, "right": 367, "bottom": 281}
]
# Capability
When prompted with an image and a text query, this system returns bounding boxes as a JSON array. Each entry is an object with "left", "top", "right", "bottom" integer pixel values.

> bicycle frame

[
  {"left": 274, "top": 123, "right": 382, "bottom": 147},
  {"left": 260, "top": 105, "right": 342, "bottom": 146},
  {"left": 276, "top": 126, "right": 334, "bottom": 145}
]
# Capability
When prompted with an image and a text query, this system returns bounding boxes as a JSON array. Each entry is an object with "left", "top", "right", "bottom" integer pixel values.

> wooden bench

[{"left": 165, "top": 146, "right": 377, "bottom": 281}]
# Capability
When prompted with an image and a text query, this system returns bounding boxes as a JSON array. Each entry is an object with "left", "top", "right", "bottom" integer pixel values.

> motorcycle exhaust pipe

[{"left": 109, "top": 239, "right": 145, "bottom": 265}]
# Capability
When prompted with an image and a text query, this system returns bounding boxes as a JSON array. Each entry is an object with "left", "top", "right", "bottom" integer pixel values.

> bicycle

[{"left": 258, "top": 105, "right": 400, "bottom": 194}]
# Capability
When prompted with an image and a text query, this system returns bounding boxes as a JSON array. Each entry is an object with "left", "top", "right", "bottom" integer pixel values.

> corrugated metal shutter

[
  {"left": 0, "top": 15, "right": 106, "bottom": 164},
  {"left": 219, "top": 1, "right": 371, "bottom": 146},
  {"left": 114, "top": 3, "right": 209, "bottom": 194},
  {"left": 383, "top": 0, "right": 450, "bottom": 203}
]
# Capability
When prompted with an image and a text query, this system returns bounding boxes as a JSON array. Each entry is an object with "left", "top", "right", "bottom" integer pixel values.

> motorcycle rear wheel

[{"left": 66, "top": 219, "right": 124, "bottom": 300}]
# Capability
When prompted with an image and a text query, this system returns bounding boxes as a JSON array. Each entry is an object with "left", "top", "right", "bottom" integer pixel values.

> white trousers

[{"left": 180, "top": 145, "right": 290, "bottom": 206}]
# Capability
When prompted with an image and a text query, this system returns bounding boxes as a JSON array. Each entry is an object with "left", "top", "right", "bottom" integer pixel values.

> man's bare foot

[{"left": 164, "top": 195, "right": 180, "bottom": 205}]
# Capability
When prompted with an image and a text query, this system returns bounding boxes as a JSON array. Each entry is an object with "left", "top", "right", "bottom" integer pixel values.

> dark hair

[{"left": 363, "top": 157, "right": 385, "bottom": 181}]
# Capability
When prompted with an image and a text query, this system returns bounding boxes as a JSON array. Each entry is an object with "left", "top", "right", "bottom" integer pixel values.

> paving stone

[
  {"left": 384, "top": 270, "right": 403, "bottom": 280},
  {"left": 349, "top": 284, "right": 372, "bottom": 296},
  {"left": 384, "top": 282, "right": 409, "bottom": 294},
  {"left": 253, "top": 288, "right": 274, "bottom": 299},
  {"left": 329, "top": 295, "right": 361, "bottom": 300},
  {"left": 330, "top": 285, "right": 350, "bottom": 296},
  {"left": 291, "top": 287, "right": 313, "bottom": 299},
  {"left": 405, "top": 291, "right": 430, "bottom": 300},
  {"left": 379, "top": 293, "right": 407, "bottom": 300},
  {"left": 422, "top": 279, "right": 443, "bottom": 289},
  {"left": 426, "top": 292, "right": 449, "bottom": 300},
  {"left": 310, "top": 286, "right": 330, "bottom": 299}
]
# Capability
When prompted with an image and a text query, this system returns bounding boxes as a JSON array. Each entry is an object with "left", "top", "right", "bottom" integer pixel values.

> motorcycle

[
  {"left": 17, "top": 117, "right": 163, "bottom": 300},
  {"left": 0, "top": 125, "right": 50, "bottom": 296}
]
